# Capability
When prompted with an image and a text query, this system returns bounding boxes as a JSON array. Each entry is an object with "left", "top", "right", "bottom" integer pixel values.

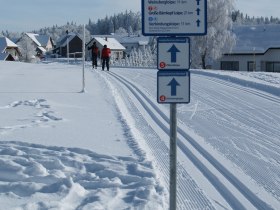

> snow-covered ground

[{"left": 0, "top": 61, "right": 279, "bottom": 210}]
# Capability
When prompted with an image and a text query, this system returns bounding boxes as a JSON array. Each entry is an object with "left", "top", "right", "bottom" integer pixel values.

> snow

[{"left": 0, "top": 61, "right": 280, "bottom": 209}]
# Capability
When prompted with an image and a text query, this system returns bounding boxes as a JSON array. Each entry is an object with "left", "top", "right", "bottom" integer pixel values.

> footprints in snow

[
  {"left": 0, "top": 99, "right": 62, "bottom": 134},
  {"left": 0, "top": 141, "right": 164, "bottom": 209}
]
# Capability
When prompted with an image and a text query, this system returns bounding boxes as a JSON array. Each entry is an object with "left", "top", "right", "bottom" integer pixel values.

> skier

[
  {"left": 88, "top": 42, "right": 99, "bottom": 69},
  {"left": 101, "top": 45, "right": 111, "bottom": 71}
]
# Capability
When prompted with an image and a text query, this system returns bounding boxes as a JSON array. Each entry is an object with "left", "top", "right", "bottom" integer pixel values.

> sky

[{"left": 0, "top": 0, "right": 279, "bottom": 32}]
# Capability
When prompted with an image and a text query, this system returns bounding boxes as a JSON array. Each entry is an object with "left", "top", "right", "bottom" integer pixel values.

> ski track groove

[
  {"left": 193, "top": 74, "right": 280, "bottom": 125},
  {"left": 191, "top": 83, "right": 280, "bottom": 201},
  {"left": 192, "top": 72, "right": 280, "bottom": 103},
  {"left": 191, "top": 82, "right": 280, "bottom": 151},
  {"left": 191, "top": 79, "right": 280, "bottom": 149},
  {"left": 104, "top": 70, "right": 275, "bottom": 210},
  {"left": 102, "top": 71, "right": 216, "bottom": 210}
]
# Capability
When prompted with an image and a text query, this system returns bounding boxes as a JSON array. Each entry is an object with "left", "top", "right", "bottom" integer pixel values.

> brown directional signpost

[{"left": 142, "top": 0, "right": 207, "bottom": 209}]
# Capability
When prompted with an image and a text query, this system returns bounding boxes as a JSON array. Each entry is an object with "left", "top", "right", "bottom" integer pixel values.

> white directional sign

[
  {"left": 157, "top": 37, "right": 190, "bottom": 70},
  {"left": 157, "top": 71, "right": 190, "bottom": 104},
  {"left": 142, "top": 0, "right": 207, "bottom": 36}
]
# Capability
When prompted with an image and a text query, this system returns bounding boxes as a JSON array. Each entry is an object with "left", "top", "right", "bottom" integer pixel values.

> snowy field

[{"left": 0, "top": 61, "right": 279, "bottom": 210}]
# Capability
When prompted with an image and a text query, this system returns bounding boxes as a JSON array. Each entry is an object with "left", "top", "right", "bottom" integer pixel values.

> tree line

[
  {"left": 232, "top": 10, "right": 280, "bottom": 25},
  {"left": 1, "top": 5, "right": 280, "bottom": 68}
]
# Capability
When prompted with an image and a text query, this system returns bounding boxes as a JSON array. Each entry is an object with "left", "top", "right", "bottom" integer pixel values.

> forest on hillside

[
  {"left": 1, "top": 10, "right": 280, "bottom": 42},
  {"left": 1, "top": 5, "right": 280, "bottom": 68}
]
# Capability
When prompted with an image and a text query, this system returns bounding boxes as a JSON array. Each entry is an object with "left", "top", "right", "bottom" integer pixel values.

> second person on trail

[
  {"left": 88, "top": 42, "right": 99, "bottom": 69},
  {"left": 101, "top": 45, "right": 111, "bottom": 71}
]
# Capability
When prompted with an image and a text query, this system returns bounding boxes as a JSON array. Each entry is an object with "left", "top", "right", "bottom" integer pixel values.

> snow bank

[{"left": 192, "top": 69, "right": 280, "bottom": 97}]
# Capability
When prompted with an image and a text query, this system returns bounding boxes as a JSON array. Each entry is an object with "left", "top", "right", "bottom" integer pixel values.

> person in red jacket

[
  {"left": 87, "top": 42, "right": 99, "bottom": 69},
  {"left": 101, "top": 45, "right": 111, "bottom": 71}
]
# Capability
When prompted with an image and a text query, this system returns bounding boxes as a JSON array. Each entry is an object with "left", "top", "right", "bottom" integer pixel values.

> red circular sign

[
  {"left": 159, "top": 62, "right": 166, "bottom": 69},
  {"left": 159, "top": 95, "right": 166, "bottom": 102}
]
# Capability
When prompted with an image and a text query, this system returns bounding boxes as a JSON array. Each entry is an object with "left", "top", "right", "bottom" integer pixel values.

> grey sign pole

[{"left": 170, "top": 103, "right": 177, "bottom": 210}]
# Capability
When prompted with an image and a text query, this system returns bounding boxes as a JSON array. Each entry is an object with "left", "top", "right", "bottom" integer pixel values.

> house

[
  {"left": 54, "top": 32, "right": 83, "bottom": 58},
  {"left": 0, "top": 36, "right": 20, "bottom": 61},
  {"left": 213, "top": 25, "right": 280, "bottom": 72},
  {"left": 116, "top": 35, "right": 150, "bottom": 56},
  {"left": 16, "top": 33, "right": 54, "bottom": 58},
  {"left": 86, "top": 36, "right": 125, "bottom": 60}
]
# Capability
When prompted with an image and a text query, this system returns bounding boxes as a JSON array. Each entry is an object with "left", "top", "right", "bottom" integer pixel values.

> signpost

[{"left": 142, "top": 0, "right": 207, "bottom": 209}]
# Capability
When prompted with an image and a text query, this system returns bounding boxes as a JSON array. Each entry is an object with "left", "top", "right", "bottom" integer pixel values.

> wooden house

[{"left": 54, "top": 32, "right": 83, "bottom": 58}]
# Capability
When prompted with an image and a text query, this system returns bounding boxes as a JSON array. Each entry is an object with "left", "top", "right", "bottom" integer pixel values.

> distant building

[
  {"left": 115, "top": 34, "right": 150, "bottom": 56},
  {"left": 213, "top": 25, "right": 280, "bottom": 72},
  {"left": 17, "top": 33, "right": 54, "bottom": 58},
  {"left": 0, "top": 36, "right": 20, "bottom": 61},
  {"left": 86, "top": 36, "right": 125, "bottom": 60},
  {"left": 54, "top": 32, "right": 83, "bottom": 58}
]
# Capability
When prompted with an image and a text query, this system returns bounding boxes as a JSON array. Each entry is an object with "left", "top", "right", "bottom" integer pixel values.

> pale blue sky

[{"left": 0, "top": 0, "right": 279, "bottom": 32}]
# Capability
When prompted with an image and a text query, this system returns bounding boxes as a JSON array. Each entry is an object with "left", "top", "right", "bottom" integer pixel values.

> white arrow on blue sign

[
  {"left": 157, "top": 37, "right": 190, "bottom": 70},
  {"left": 157, "top": 70, "right": 190, "bottom": 104}
]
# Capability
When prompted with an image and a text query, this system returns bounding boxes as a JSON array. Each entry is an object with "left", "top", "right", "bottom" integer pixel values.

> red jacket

[
  {"left": 92, "top": 46, "right": 98, "bottom": 55},
  {"left": 102, "top": 47, "right": 111, "bottom": 58},
  {"left": 88, "top": 45, "right": 98, "bottom": 56}
]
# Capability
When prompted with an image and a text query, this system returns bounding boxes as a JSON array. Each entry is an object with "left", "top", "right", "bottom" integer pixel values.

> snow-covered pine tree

[{"left": 191, "top": 0, "right": 236, "bottom": 69}]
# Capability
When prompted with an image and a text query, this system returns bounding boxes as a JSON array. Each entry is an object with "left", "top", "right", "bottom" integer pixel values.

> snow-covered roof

[
  {"left": 229, "top": 24, "right": 280, "bottom": 54},
  {"left": 36, "top": 35, "right": 50, "bottom": 47},
  {"left": 56, "top": 33, "right": 80, "bottom": 47},
  {"left": 26, "top": 33, "right": 42, "bottom": 46},
  {"left": 37, "top": 46, "right": 46, "bottom": 53},
  {"left": 25, "top": 33, "right": 52, "bottom": 47},
  {"left": 118, "top": 35, "right": 150, "bottom": 45},
  {"left": 90, "top": 34, "right": 150, "bottom": 46},
  {"left": 94, "top": 37, "right": 125, "bottom": 50},
  {"left": 0, "top": 37, "right": 18, "bottom": 53}
]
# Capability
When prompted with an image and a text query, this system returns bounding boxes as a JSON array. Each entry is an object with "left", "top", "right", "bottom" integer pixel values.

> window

[
  {"left": 221, "top": 61, "right": 239, "bottom": 71},
  {"left": 247, "top": 61, "right": 256, "bottom": 71},
  {"left": 266, "top": 62, "right": 280, "bottom": 72}
]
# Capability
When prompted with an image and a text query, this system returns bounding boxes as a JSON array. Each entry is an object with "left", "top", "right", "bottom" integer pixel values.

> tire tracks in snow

[{"left": 105, "top": 71, "right": 274, "bottom": 210}]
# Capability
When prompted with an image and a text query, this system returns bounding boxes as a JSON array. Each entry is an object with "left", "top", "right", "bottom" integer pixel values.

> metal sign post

[
  {"left": 82, "top": 24, "right": 86, "bottom": 93},
  {"left": 170, "top": 103, "right": 177, "bottom": 210}
]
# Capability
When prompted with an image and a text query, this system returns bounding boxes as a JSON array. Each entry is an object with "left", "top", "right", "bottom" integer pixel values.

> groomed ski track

[{"left": 91, "top": 68, "right": 279, "bottom": 210}]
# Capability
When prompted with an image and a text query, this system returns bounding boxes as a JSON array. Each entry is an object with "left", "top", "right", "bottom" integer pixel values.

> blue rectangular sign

[
  {"left": 157, "top": 37, "right": 190, "bottom": 70},
  {"left": 142, "top": 0, "right": 207, "bottom": 36},
  {"left": 157, "top": 70, "right": 190, "bottom": 104}
]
